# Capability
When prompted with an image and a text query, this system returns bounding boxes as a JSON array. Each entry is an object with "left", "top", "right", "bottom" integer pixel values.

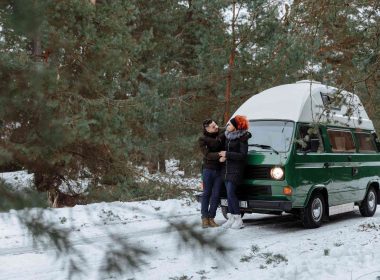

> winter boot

[
  {"left": 231, "top": 214, "right": 244, "bottom": 229},
  {"left": 208, "top": 218, "right": 219, "bottom": 227},
  {"left": 202, "top": 218, "right": 210, "bottom": 228},
  {"left": 222, "top": 213, "right": 235, "bottom": 228}
]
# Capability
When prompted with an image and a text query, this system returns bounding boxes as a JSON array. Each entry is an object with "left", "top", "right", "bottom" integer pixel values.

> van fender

[
  {"left": 365, "top": 180, "right": 380, "bottom": 204},
  {"left": 304, "top": 184, "right": 329, "bottom": 215}
]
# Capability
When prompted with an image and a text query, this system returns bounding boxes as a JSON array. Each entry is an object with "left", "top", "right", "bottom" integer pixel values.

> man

[{"left": 198, "top": 119, "right": 225, "bottom": 228}]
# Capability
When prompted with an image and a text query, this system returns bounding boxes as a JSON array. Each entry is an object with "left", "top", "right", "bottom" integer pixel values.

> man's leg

[
  {"left": 209, "top": 171, "right": 222, "bottom": 218},
  {"left": 200, "top": 169, "right": 213, "bottom": 227}
]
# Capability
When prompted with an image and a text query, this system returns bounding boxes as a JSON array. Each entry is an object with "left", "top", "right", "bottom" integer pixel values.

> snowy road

[{"left": 1, "top": 199, "right": 380, "bottom": 280}]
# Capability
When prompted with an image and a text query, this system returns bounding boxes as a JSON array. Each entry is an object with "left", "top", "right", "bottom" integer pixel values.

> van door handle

[
  {"left": 347, "top": 156, "right": 352, "bottom": 162},
  {"left": 324, "top": 162, "right": 330, "bottom": 168},
  {"left": 352, "top": 167, "right": 358, "bottom": 176}
]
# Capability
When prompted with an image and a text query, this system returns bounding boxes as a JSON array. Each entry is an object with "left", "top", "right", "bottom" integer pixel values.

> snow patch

[{"left": 0, "top": 171, "right": 34, "bottom": 191}]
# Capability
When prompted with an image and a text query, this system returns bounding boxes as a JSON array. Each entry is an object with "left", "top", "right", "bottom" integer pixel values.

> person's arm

[{"left": 198, "top": 137, "right": 220, "bottom": 160}]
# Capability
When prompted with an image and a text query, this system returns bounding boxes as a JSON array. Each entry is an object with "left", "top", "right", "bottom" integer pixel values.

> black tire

[
  {"left": 359, "top": 186, "right": 377, "bottom": 217},
  {"left": 301, "top": 192, "right": 325, "bottom": 229},
  {"left": 221, "top": 206, "right": 244, "bottom": 220}
]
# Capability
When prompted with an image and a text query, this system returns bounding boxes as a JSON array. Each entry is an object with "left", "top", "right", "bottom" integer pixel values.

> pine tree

[
  {"left": 0, "top": 0, "right": 152, "bottom": 206},
  {"left": 285, "top": 0, "right": 380, "bottom": 129},
  {"left": 2, "top": 0, "right": 379, "bottom": 206}
]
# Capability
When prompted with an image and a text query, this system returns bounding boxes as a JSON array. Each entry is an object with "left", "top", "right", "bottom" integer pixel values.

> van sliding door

[{"left": 326, "top": 129, "right": 358, "bottom": 204}]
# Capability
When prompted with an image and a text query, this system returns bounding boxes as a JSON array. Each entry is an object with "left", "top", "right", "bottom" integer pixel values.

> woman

[
  {"left": 198, "top": 119, "right": 225, "bottom": 228},
  {"left": 219, "top": 115, "right": 251, "bottom": 229}
]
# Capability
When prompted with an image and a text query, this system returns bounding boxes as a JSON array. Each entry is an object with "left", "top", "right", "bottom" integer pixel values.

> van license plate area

[
  {"left": 220, "top": 199, "right": 227, "bottom": 206},
  {"left": 221, "top": 200, "right": 248, "bottom": 208},
  {"left": 239, "top": 201, "right": 248, "bottom": 208}
]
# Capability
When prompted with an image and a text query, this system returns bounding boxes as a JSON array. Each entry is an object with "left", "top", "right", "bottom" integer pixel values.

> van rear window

[
  {"left": 327, "top": 130, "right": 356, "bottom": 153},
  {"left": 355, "top": 133, "right": 377, "bottom": 153}
]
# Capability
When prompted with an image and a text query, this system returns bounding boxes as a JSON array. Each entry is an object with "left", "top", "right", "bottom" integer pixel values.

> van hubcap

[
  {"left": 312, "top": 198, "right": 323, "bottom": 222},
  {"left": 368, "top": 191, "right": 376, "bottom": 211}
]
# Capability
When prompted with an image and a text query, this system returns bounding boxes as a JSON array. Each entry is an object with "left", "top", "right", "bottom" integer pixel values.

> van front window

[{"left": 248, "top": 120, "right": 294, "bottom": 153}]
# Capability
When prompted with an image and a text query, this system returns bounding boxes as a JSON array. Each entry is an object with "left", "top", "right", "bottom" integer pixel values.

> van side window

[
  {"left": 296, "top": 125, "right": 324, "bottom": 153},
  {"left": 327, "top": 130, "right": 356, "bottom": 153},
  {"left": 320, "top": 92, "right": 342, "bottom": 110},
  {"left": 355, "top": 133, "right": 377, "bottom": 153}
]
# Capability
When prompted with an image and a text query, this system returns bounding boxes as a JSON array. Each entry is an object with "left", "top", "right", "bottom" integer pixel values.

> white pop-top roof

[{"left": 232, "top": 80, "right": 374, "bottom": 130}]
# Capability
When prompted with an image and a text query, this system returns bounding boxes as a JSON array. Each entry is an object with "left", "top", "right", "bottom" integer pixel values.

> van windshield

[{"left": 248, "top": 120, "right": 294, "bottom": 153}]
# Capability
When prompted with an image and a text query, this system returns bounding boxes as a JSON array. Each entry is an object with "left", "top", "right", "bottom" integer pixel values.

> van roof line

[
  {"left": 295, "top": 80, "right": 321, "bottom": 84},
  {"left": 232, "top": 82, "right": 374, "bottom": 130}
]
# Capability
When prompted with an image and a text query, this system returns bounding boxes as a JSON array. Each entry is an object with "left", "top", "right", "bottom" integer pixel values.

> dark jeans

[
  {"left": 225, "top": 180, "right": 240, "bottom": 215},
  {"left": 201, "top": 169, "right": 222, "bottom": 219}
]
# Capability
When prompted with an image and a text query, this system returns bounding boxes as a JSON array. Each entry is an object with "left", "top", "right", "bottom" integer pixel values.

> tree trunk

[
  {"left": 224, "top": 0, "right": 236, "bottom": 124},
  {"left": 47, "top": 189, "right": 60, "bottom": 208},
  {"left": 158, "top": 156, "right": 166, "bottom": 173},
  {"left": 224, "top": 51, "right": 235, "bottom": 123},
  {"left": 31, "top": 34, "right": 42, "bottom": 60}
]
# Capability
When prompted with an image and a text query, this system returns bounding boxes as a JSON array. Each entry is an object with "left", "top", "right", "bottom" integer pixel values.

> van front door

[{"left": 294, "top": 124, "right": 333, "bottom": 205}]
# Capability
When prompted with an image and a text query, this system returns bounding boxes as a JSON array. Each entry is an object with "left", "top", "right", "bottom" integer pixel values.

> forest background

[{"left": 0, "top": 0, "right": 379, "bottom": 206}]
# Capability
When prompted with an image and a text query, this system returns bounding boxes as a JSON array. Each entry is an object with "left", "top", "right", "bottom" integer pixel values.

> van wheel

[
  {"left": 359, "top": 186, "right": 377, "bottom": 217},
  {"left": 221, "top": 206, "right": 244, "bottom": 220},
  {"left": 301, "top": 193, "right": 325, "bottom": 228}
]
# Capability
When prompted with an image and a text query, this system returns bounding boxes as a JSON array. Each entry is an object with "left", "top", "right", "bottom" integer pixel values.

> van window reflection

[
  {"left": 355, "top": 132, "right": 377, "bottom": 153},
  {"left": 248, "top": 121, "right": 294, "bottom": 153},
  {"left": 296, "top": 125, "right": 324, "bottom": 153},
  {"left": 327, "top": 129, "right": 356, "bottom": 153}
]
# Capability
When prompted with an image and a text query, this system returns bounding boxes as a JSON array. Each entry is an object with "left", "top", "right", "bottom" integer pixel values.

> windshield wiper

[{"left": 248, "top": 144, "right": 279, "bottom": 155}]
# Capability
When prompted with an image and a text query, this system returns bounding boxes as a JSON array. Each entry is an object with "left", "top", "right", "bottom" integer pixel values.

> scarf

[{"left": 225, "top": 130, "right": 247, "bottom": 140}]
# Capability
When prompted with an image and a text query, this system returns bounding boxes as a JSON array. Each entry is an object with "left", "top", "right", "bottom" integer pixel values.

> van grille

[
  {"left": 220, "top": 184, "right": 272, "bottom": 197},
  {"left": 238, "top": 185, "right": 272, "bottom": 196},
  {"left": 245, "top": 165, "right": 272, "bottom": 180}
]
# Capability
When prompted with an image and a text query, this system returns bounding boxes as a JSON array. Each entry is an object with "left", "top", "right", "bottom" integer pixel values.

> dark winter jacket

[
  {"left": 221, "top": 130, "right": 252, "bottom": 185},
  {"left": 198, "top": 129, "right": 226, "bottom": 170}
]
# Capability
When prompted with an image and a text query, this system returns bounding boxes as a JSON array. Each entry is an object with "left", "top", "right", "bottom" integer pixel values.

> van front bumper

[
  {"left": 195, "top": 192, "right": 292, "bottom": 212},
  {"left": 242, "top": 199, "right": 292, "bottom": 211}
]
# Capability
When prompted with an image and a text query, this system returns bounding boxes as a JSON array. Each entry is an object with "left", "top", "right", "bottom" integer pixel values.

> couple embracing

[{"left": 198, "top": 115, "right": 251, "bottom": 229}]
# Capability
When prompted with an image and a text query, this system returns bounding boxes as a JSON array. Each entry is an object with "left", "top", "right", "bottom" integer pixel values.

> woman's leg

[
  {"left": 226, "top": 180, "right": 240, "bottom": 215},
  {"left": 209, "top": 171, "right": 222, "bottom": 218},
  {"left": 201, "top": 169, "right": 213, "bottom": 219}
]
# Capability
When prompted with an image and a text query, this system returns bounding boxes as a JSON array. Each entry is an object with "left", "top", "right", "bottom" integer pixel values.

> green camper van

[{"left": 218, "top": 80, "right": 380, "bottom": 228}]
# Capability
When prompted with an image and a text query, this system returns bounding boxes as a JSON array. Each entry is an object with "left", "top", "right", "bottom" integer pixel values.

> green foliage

[
  {"left": 0, "top": 0, "right": 147, "bottom": 196},
  {"left": 285, "top": 0, "right": 380, "bottom": 129},
  {"left": 240, "top": 243, "right": 287, "bottom": 266},
  {"left": 1, "top": 0, "right": 380, "bottom": 204},
  {"left": 86, "top": 179, "right": 192, "bottom": 203},
  {"left": 0, "top": 180, "right": 47, "bottom": 210}
]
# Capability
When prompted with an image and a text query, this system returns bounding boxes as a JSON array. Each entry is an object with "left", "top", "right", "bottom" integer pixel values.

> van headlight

[{"left": 270, "top": 167, "right": 284, "bottom": 180}]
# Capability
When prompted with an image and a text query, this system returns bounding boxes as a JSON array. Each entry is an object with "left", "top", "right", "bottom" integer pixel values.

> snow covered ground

[
  {"left": 0, "top": 171, "right": 34, "bottom": 191},
  {"left": 1, "top": 197, "right": 380, "bottom": 280}
]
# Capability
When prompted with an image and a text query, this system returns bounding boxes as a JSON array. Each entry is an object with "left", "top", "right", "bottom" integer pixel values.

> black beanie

[{"left": 230, "top": 117, "right": 238, "bottom": 129}]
